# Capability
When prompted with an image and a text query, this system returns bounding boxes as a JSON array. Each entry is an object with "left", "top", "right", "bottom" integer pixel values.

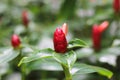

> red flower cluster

[
  {"left": 53, "top": 23, "right": 68, "bottom": 53},
  {"left": 11, "top": 34, "right": 21, "bottom": 48},
  {"left": 22, "top": 10, "right": 29, "bottom": 27},
  {"left": 113, "top": 0, "right": 120, "bottom": 13},
  {"left": 92, "top": 21, "right": 109, "bottom": 51}
]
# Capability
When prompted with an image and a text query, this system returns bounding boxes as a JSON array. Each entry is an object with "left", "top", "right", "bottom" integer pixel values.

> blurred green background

[{"left": 0, "top": 0, "right": 120, "bottom": 80}]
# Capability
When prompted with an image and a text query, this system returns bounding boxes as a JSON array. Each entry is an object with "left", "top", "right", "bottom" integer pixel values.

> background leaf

[
  {"left": 71, "top": 63, "right": 113, "bottom": 79},
  {"left": 0, "top": 48, "right": 19, "bottom": 64}
]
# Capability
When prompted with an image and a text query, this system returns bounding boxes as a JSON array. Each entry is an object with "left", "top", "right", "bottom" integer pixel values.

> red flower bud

[
  {"left": 53, "top": 27, "right": 67, "bottom": 53},
  {"left": 92, "top": 21, "right": 109, "bottom": 51},
  {"left": 92, "top": 25, "right": 101, "bottom": 51},
  {"left": 113, "top": 0, "right": 120, "bottom": 13},
  {"left": 11, "top": 34, "right": 21, "bottom": 48},
  {"left": 22, "top": 10, "right": 29, "bottom": 27}
]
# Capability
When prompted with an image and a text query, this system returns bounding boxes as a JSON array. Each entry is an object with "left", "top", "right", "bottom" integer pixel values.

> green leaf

[
  {"left": 18, "top": 48, "right": 54, "bottom": 66},
  {"left": 0, "top": 48, "right": 19, "bottom": 64},
  {"left": 24, "top": 59, "right": 63, "bottom": 74},
  {"left": 0, "top": 63, "right": 9, "bottom": 76},
  {"left": 53, "top": 51, "right": 77, "bottom": 69},
  {"left": 72, "top": 63, "right": 113, "bottom": 79},
  {"left": 68, "top": 39, "right": 88, "bottom": 49},
  {"left": 66, "top": 51, "right": 77, "bottom": 68}
]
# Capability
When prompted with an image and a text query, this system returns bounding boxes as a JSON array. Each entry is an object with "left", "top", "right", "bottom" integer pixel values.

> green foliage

[
  {"left": 18, "top": 48, "right": 54, "bottom": 66},
  {"left": 0, "top": 0, "right": 117, "bottom": 80},
  {"left": 68, "top": 39, "right": 88, "bottom": 49},
  {"left": 72, "top": 63, "right": 113, "bottom": 79},
  {"left": 18, "top": 46, "right": 113, "bottom": 79},
  {"left": 0, "top": 48, "right": 20, "bottom": 64}
]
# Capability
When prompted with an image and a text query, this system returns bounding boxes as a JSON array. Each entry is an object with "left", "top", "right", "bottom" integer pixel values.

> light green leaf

[
  {"left": 18, "top": 48, "right": 54, "bottom": 66},
  {"left": 24, "top": 59, "right": 63, "bottom": 74},
  {"left": 68, "top": 39, "right": 88, "bottom": 49},
  {"left": 72, "top": 63, "right": 113, "bottom": 79},
  {"left": 0, "top": 48, "right": 19, "bottom": 64},
  {"left": 53, "top": 51, "right": 77, "bottom": 68},
  {"left": 66, "top": 51, "right": 77, "bottom": 68}
]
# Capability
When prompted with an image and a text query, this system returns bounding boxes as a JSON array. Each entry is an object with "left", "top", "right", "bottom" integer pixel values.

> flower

[
  {"left": 113, "top": 0, "right": 120, "bottom": 13},
  {"left": 92, "top": 21, "right": 109, "bottom": 51},
  {"left": 53, "top": 27, "right": 67, "bottom": 53},
  {"left": 92, "top": 24, "right": 101, "bottom": 51},
  {"left": 22, "top": 10, "right": 29, "bottom": 27},
  {"left": 11, "top": 34, "right": 21, "bottom": 48}
]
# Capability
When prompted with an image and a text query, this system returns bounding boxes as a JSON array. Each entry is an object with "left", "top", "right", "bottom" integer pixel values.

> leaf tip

[{"left": 108, "top": 72, "right": 113, "bottom": 79}]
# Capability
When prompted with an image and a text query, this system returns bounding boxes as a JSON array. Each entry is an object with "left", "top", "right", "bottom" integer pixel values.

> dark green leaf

[
  {"left": 72, "top": 63, "right": 113, "bottom": 79},
  {"left": 68, "top": 39, "right": 88, "bottom": 49}
]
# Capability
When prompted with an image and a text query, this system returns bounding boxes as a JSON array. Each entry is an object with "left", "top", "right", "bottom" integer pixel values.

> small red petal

[
  {"left": 22, "top": 10, "right": 29, "bottom": 27},
  {"left": 113, "top": 0, "right": 120, "bottom": 13},
  {"left": 11, "top": 34, "right": 21, "bottom": 48}
]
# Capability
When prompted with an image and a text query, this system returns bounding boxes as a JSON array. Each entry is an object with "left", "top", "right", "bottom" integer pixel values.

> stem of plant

[
  {"left": 21, "top": 71, "right": 26, "bottom": 80},
  {"left": 19, "top": 50, "right": 26, "bottom": 80},
  {"left": 115, "top": 14, "right": 120, "bottom": 38},
  {"left": 62, "top": 65, "right": 72, "bottom": 80},
  {"left": 41, "top": 71, "right": 47, "bottom": 79}
]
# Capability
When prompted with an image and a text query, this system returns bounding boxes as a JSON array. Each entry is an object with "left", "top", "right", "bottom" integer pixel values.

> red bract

[
  {"left": 98, "top": 21, "right": 109, "bottom": 33},
  {"left": 22, "top": 10, "right": 29, "bottom": 27},
  {"left": 113, "top": 0, "right": 120, "bottom": 13},
  {"left": 53, "top": 27, "right": 67, "bottom": 53},
  {"left": 92, "top": 25, "right": 101, "bottom": 51},
  {"left": 92, "top": 21, "right": 109, "bottom": 51},
  {"left": 11, "top": 34, "right": 21, "bottom": 48}
]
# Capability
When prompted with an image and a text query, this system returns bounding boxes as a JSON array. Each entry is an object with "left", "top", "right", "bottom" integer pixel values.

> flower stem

[
  {"left": 114, "top": 14, "right": 120, "bottom": 38},
  {"left": 62, "top": 65, "right": 72, "bottom": 80},
  {"left": 0, "top": 75, "right": 1, "bottom": 80},
  {"left": 21, "top": 72, "right": 26, "bottom": 80}
]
